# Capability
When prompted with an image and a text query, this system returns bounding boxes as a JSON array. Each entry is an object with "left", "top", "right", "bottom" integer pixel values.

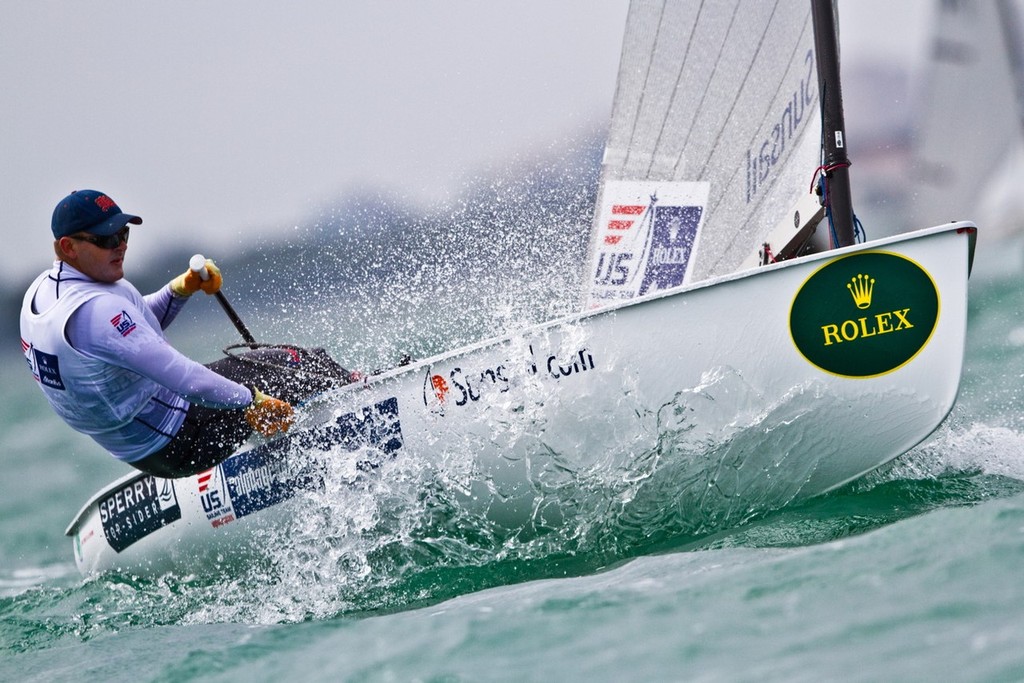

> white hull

[{"left": 67, "top": 224, "right": 976, "bottom": 576}]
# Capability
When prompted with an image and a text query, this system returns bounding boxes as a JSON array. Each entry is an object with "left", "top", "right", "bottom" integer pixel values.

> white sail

[
  {"left": 910, "top": 0, "right": 1024, "bottom": 242},
  {"left": 584, "top": 0, "right": 823, "bottom": 307}
]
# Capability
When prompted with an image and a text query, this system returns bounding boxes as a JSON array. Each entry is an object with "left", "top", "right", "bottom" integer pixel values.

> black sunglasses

[{"left": 69, "top": 226, "right": 130, "bottom": 249}]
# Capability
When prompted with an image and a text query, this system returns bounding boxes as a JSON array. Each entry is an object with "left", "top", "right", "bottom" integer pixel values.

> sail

[
  {"left": 584, "top": 0, "right": 823, "bottom": 307},
  {"left": 909, "top": 0, "right": 1024, "bottom": 240}
]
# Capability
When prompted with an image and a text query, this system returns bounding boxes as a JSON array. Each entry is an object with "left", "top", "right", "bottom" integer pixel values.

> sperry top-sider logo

[{"left": 790, "top": 252, "right": 939, "bottom": 378}]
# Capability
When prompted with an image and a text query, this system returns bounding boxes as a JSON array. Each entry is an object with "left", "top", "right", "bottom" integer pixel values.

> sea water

[{"left": 2, "top": 244, "right": 1023, "bottom": 682}]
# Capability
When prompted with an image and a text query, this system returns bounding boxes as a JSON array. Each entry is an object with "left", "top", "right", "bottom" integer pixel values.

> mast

[{"left": 810, "top": 0, "right": 855, "bottom": 248}]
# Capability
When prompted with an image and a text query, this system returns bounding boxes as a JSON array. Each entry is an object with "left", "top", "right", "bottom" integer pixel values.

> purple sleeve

[
  {"left": 144, "top": 283, "right": 189, "bottom": 330},
  {"left": 68, "top": 295, "right": 253, "bottom": 409}
]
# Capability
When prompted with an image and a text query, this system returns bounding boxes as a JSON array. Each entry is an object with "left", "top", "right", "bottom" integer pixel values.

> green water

[{"left": 2, "top": 251, "right": 1023, "bottom": 682}]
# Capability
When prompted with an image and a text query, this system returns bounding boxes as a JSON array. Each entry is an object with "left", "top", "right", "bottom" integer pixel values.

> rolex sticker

[{"left": 790, "top": 252, "right": 940, "bottom": 378}]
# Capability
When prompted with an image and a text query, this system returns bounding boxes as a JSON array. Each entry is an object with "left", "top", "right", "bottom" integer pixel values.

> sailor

[{"left": 19, "top": 189, "right": 295, "bottom": 478}]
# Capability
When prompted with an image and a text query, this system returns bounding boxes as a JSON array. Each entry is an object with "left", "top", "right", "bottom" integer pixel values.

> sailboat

[
  {"left": 909, "top": 0, "right": 1024, "bottom": 253},
  {"left": 65, "top": 0, "right": 977, "bottom": 577}
]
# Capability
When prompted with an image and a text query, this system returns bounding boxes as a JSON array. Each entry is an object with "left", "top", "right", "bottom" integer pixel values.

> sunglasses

[{"left": 69, "top": 226, "right": 130, "bottom": 249}]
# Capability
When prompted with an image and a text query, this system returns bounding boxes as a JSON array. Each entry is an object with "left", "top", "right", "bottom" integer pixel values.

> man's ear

[{"left": 56, "top": 237, "right": 77, "bottom": 260}]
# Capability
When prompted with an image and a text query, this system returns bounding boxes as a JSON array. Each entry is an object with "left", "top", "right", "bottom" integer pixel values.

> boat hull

[{"left": 66, "top": 224, "right": 976, "bottom": 576}]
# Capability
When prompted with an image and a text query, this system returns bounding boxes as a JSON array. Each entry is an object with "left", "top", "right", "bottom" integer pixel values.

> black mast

[{"left": 811, "top": 0, "right": 855, "bottom": 248}]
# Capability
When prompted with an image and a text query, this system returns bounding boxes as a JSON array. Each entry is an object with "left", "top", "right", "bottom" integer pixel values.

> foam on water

[{"left": 872, "top": 417, "right": 1024, "bottom": 484}]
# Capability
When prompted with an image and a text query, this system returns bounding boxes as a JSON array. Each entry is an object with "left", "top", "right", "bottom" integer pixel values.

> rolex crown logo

[{"left": 847, "top": 273, "right": 875, "bottom": 309}]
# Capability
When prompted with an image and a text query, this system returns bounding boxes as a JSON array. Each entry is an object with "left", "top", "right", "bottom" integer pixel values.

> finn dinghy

[{"left": 66, "top": 0, "right": 977, "bottom": 577}]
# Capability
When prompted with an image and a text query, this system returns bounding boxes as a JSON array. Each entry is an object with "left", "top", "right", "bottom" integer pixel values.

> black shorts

[{"left": 129, "top": 347, "right": 346, "bottom": 479}]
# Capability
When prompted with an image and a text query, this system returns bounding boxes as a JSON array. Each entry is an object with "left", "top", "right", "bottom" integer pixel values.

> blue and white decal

[
  {"left": 221, "top": 445, "right": 312, "bottom": 520},
  {"left": 32, "top": 348, "right": 66, "bottom": 390},
  {"left": 586, "top": 180, "right": 709, "bottom": 308},
  {"left": 213, "top": 396, "right": 405, "bottom": 522}
]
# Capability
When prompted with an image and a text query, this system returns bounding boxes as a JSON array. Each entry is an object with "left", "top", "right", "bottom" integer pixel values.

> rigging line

[
  {"left": 643, "top": 0, "right": 706, "bottom": 178},
  {"left": 704, "top": 9, "right": 816, "bottom": 272},
  {"left": 670, "top": 0, "right": 743, "bottom": 180},
  {"left": 621, "top": 0, "right": 670, "bottom": 173},
  {"left": 694, "top": 0, "right": 782, "bottom": 180}
]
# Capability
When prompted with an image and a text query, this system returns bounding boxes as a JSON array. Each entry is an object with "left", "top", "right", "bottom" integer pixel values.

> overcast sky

[{"left": 2, "top": 1, "right": 930, "bottom": 287}]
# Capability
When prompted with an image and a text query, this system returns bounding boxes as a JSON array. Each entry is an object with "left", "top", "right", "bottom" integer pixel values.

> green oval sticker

[{"left": 790, "top": 251, "right": 939, "bottom": 378}]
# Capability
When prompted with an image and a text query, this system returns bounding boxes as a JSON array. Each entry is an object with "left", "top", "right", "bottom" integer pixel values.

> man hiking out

[{"left": 19, "top": 189, "right": 295, "bottom": 478}]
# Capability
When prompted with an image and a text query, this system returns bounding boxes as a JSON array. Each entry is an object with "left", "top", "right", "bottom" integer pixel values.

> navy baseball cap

[{"left": 51, "top": 189, "right": 143, "bottom": 239}]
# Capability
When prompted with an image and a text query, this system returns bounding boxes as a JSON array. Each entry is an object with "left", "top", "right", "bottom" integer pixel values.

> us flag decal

[
  {"left": 604, "top": 204, "right": 646, "bottom": 245},
  {"left": 110, "top": 311, "right": 137, "bottom": 337},
  {"left": 585, "top": 180, "right": 709, "bottom": 309}
]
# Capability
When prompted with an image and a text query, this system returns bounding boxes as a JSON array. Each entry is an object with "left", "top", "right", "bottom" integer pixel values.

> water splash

[{"left": 104, "top": 368, "right": 909, "bottom": 623}]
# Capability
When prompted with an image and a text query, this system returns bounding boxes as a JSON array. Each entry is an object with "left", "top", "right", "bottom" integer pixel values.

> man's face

[{"left": 59, "top": 227, "right": 130, "bottom": 283}]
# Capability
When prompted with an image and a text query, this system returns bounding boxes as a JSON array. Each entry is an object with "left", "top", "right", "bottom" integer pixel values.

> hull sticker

[
  {"left": 99, "top": 476, "right": 181, "bottom": 553},
  {"left": 790, "top": 251, "right": 940, "bottom": 378}
]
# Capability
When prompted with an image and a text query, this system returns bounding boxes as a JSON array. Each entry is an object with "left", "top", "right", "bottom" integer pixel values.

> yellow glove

[
  {"left": 244, "top": 389, "right": 294, "bottom": 437},
  {"left": 170, "top": 259, "right": 223, "bottom": 296}
]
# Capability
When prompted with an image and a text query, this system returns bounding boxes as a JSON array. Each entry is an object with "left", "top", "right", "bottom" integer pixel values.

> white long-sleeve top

[{"left": 20, "top": 261, "right": 252, "bottom": 463}]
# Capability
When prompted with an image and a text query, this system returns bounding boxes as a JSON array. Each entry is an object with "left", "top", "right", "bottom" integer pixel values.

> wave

[{"left": 4, "top": 410, "right": 1022, "bottom": 651}]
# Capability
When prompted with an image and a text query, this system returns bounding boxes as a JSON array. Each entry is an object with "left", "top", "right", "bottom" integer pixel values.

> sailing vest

[{"left": 20, "top": 272, "right": 165, "bottom": 438}]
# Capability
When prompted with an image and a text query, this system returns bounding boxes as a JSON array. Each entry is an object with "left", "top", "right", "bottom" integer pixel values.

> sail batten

[
  {"left": 643, "top": 1, "right": 703, "bottom": 179},
  {"left": 675, "top": 2, "right": 742, "bottom": 181},
  {"left": 705, "top": 12, "right": 817, "bottom": 271}
]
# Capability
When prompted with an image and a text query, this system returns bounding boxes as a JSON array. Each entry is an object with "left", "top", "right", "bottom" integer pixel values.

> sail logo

[
  {"left": 746, "top": 49, "right": 816, "bottom": 202},
  {"left": 790, "top": 252, "right": 939, "bottom": 378},
  {"left": 586, "top": 180, "right": 709, "bottom": 308}
]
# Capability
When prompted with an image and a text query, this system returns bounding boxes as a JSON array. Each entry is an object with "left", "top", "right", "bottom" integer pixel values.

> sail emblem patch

[
  {"left": 789, "top": 251, "right": 939, "bottom": 378},
  {"left": 585, "top": 180, "right": 709, "bottom": 308},
  {"left": 110, "top": 310, "right": 136, "bottom": 337}
]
